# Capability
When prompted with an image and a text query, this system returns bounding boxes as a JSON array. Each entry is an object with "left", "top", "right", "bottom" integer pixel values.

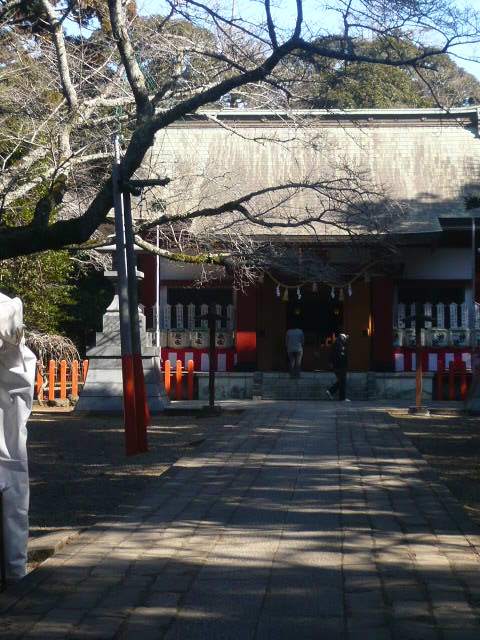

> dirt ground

[
  {"left": 390, "top": 411, "right": 480, "bottom": 527},
  {"left": 26, "top": 406, "right": 243, "bottom": 539}
]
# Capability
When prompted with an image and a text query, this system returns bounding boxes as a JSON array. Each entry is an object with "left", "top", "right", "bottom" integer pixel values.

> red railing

[
  {"left": 163, "top": 359, "right": 195, "bottom": 401},
  {"left": 35, "top": 359, "right": 88, "bottom": 402},
  {"left": 436, "top": 360, "right": 468, "bottom": 401}
]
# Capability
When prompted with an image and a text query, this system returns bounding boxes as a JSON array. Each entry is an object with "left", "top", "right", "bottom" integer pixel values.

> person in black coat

[{"left": 326, "top": 333, "right": 350, "bottom": 401}]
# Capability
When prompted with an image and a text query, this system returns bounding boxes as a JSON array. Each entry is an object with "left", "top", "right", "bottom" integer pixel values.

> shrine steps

[{"left": 258, "top": 372, "right": 366, "bottom": 401}]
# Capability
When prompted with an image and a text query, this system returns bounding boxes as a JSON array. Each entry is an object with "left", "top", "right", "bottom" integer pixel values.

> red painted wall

[
  {"left": 236, "top": 286, "right": 257, "bottom": 368},
  {"left": 372, "top": 278, "right": 394, "bottom": 371}
]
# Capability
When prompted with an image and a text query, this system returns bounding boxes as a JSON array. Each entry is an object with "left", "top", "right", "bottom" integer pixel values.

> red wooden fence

[
  {"left": 436, "top": 359, "right": 468, "bottom": 401},
  {"left": 35, "top": 359, "right": 88, "bottom": 402},
  {"left": 163, "top": 359, "right": 195, "bottom": 401}
]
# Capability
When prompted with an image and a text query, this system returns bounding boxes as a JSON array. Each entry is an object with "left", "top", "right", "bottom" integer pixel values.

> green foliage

[
  {"left": 291, "top": 36, "right": 480, "bottom": 109},
  {"left": 0, "top": 251, "right": 74, "bottom": 333},
  {"left": 314, "top": 61, "right": 432, "bottom": 109},
  {"left": 61, "top": 267, "right": 113, "bottom": 356}
]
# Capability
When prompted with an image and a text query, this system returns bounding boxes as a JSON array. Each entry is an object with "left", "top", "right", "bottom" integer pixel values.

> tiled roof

[{"left": 140, "top": 108, "right": 480, "bottom": 237}]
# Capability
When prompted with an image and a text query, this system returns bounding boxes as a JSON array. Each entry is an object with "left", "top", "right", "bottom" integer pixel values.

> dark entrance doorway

[{"left": 286, "top": 289, "right": 343, "bottom": 370}]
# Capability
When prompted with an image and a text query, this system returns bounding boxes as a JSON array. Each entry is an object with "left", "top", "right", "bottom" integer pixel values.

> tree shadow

[{"left": 3, "top": 405, "right": 479, "bottom": 638}]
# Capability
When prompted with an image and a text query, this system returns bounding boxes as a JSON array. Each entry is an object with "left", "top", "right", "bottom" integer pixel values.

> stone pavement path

[{"left": 1, "top": 402, "right": 480, "bottom": 639}]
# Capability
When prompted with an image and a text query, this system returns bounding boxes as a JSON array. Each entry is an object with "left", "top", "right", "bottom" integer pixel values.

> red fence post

[
  {"left": 436, "top": 359, "right": 443, "bottom": 401},
  {"left": 460, "top": 361, "right": 467, "bottom": 400},
  {"left": 176, "top": 360, "right": 182, "bottom": 401},
  {"left": 188, "top": 359, "right": 194, "bottom": 400},
  {"left": 164, "top": 360, "right": 171, "bottom": 398},
  {"left": 448, "top": 361, "right": 455, "bottom": 401},
  {"left": 36, "top": 367, "right": 44, "bottom": 401},
  {"left": 82, "top": 360, "right": 89, "bottom": 382},
  {"left": 60, "top": 360, "right": 67, "bottom": 400},
  {"left": 72, "top": 360, "right": 79, "bottom": 397},
  {"left": 48, "top": 360, "right": 56, "bottom": 402}
]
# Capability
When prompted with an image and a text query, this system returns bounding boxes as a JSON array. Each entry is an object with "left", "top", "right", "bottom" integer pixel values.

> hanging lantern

[
  {"left": 331, "top": 287, "right": 335, "bottom": 299},
  {"left": 276, "top": 284, "right": 280, "bottom": 297},
  {"left": 296, "top": 286, "right": 301, "bottom": 300},
  {"left": 282, "top": 288, "right": 289, "bottom": 302},
  {"left": 339, "top": 288, "right": 344, "bottom": 302},
  {"left": 312, "top": 282, "right": 318, "bottom": 293},
  {"left": 347, "top": 283, "right": 352, "bottom": 297},
  {"left": 258, "top": 273, "right": 264, "bottom": 284}
]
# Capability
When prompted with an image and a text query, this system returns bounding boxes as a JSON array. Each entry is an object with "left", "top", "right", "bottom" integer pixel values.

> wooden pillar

[
  {"left": 236, "top": 285, "right": 257, "bottom": 370},
  {"left": 372, "top": 278, "right": 394, "bottom": 371}
]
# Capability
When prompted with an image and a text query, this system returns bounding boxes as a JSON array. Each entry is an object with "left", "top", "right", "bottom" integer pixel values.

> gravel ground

[
  {"left": 26, "top": 406, "right": 243, "bottom": 539},
  {"left": 390, "top": 410, "right": 480, "bottom": 527}
]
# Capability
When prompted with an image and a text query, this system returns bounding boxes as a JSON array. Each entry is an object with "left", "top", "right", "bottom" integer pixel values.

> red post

[
  {"left": 448, "top": 361, "right": 455, "bottom": 401},
  {"left": 60, "top": 360, "right": 67, "bottom": 400},
  {"left": 188, "top": 359, "right": 194, "bottom": 400},
  {"left": 72, "top": 360, "right": 79, "bottom": 397},
  {"left": 36, "top": 368, "right": 44, "bottom": 401},
  {"left": 176, "top": 359, "right": 182, "bottom": 401},
  {"left": 460, "top": 361, "right": 467, "bottom": 400},
  {"left": 82, "top": 360, "right": 89, "bottom": 382},
  {"left": 132, "top": 354, "right": 149, "bottom": 452},
  {"left": 48, "top": 360, "right": 56, "bottom": 402},
  {"left": 121, "top": 355, "right": 138, "bottom": 456},
  {"left": 164, "top": 360, "right": 171, "bottom": 398},
  {"left": 436, "top": 359, "right": 443, "bottom": 401}
]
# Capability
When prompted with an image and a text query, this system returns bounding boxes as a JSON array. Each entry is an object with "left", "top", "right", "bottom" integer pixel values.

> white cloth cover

[{"left": 0, "top": 292, "right": 35, "bottom": 579}]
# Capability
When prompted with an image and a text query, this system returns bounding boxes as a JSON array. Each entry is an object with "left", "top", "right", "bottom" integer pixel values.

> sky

[{"left": 136, "top": 0, "right": 480, "bottom": 81}]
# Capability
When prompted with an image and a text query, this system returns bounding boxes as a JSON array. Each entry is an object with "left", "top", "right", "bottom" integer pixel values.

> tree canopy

[{"left": 0, "top": 0, "right": 479, "bottom": 269}]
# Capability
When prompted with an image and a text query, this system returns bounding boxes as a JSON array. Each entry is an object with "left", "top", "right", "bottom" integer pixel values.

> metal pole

[
  {"left": 113, "top": 135, "right": 137, "bottom": 455},
  {"left": 122, "top": 184, "right": 150, "bottom": 451},
  {"left": 156, "top": 225, "right": 160, "bottom": 349}
]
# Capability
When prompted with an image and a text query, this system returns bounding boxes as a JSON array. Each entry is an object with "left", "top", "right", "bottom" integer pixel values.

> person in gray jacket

[{"left": 286, "top": 326, "right": 304, "bottom": 378}]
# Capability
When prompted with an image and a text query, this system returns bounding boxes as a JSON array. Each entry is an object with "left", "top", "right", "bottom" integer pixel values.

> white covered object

[{"left": 0, "top": 292, "right": 35, "bottom": 580}]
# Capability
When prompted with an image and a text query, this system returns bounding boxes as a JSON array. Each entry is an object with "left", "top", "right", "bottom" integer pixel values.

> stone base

[
  {"left": 194, "top": 371, "right": 439, "bottom": 402},
  {"left": 76, "top": 353, "right": 168, "bottom": 413}
]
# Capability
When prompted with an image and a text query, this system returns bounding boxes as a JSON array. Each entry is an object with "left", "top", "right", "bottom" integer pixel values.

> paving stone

[
  {"left": 70, "top": 614, "right": 126, "bottom": 638},
  {"left": 390, "top": 620, "right": 441, "bottom": 640},
  {"left": 346, "top": 623, "right": 392, "bottom": 640},
  {"left": 391, "top": 600, "right": 433, "bottom": 621},
  {"left": 4, "top": 404, "right": 480, "bottom": 638},
  {"left": 23, "top": 608, "right": 84, "bottom": 639},
  {"left": 345, "top": 588, "right": 385, "bottom": 615},
  {"left": 255, "top": 615, "right": 344, "bottom": 640}
]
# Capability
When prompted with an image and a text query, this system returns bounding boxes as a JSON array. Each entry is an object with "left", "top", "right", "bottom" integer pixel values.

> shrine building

[{"left": 135, "top": 107, "right": 480, "bottom": 399}]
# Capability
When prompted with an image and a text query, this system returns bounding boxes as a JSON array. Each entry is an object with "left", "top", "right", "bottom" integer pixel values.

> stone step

[{"left": 259, "top": 373, "right": 367, "bottom": 400}]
